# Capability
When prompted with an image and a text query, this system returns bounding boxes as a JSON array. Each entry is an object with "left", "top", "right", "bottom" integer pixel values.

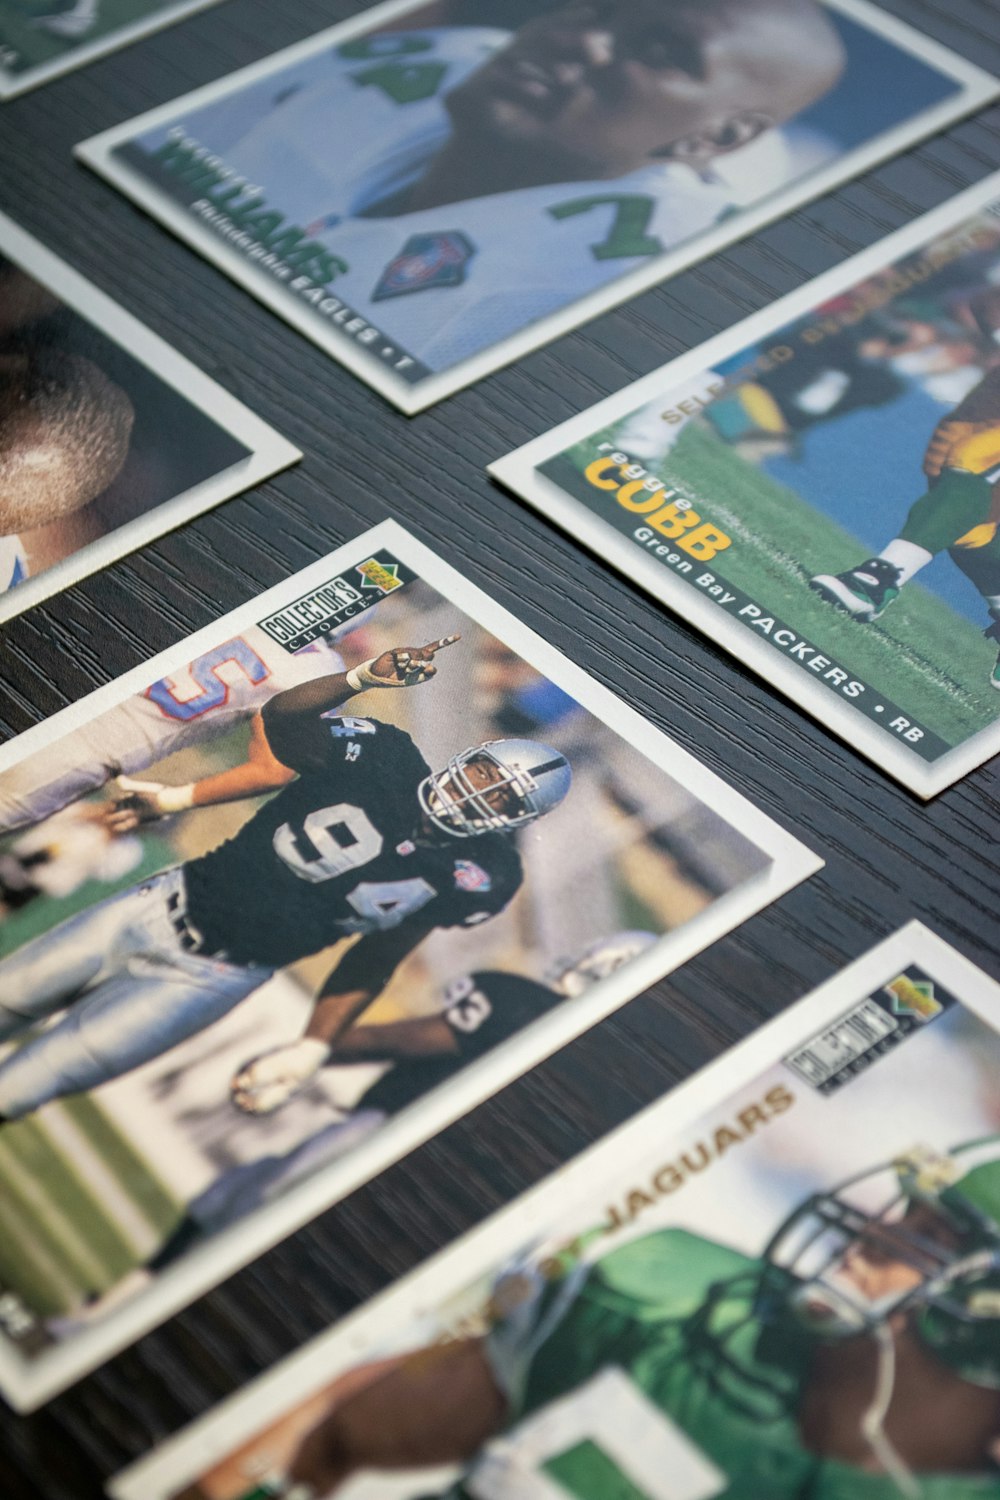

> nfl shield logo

[
  {"left": 454, "top": 859, "right": 492, "bottom": 894},
  {"left": 373, "top": 231, "right": 475, "bottom": 301}
]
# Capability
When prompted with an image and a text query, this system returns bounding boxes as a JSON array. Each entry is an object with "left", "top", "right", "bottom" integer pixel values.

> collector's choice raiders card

[
  {"left": 494, "top": 173, "right": 1000, "bottom": 798},
  {"left": 0, "top": 519, "right": 817, "bottom": 1408},
  {"left": 76, "top": 0, "right": 996, "bottom": 413},
  {"left": 0, "top": 212, "right": 298, "bottom": 623},
  {"left": 0, "top": 0, "right": 224, "bottom": 99},
  {"left": 108, "top": 922, "right": 1000, "bottom": 1500}
]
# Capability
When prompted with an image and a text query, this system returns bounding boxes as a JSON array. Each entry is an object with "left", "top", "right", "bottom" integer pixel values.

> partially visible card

[
  {"left": 494, "top": 173, "right": 1000, "bottom": 798},
  {"left": 0, "top": 0, "right": 224, "bottom": 98},
  {"left": 0, "top": 211, "right": 298, "bottom": 623},
  {"left": 0, "top": 518, "right": 817, "bottom": 1409},
  {"left": 109, "top": 921, "right": 1000, "bottom": 1500},
  {"left": 76, "top": 0, "right": 995, "bottom": 412}
]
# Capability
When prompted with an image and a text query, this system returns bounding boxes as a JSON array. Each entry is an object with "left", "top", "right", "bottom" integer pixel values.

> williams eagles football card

[{"left": 76, "top": 0, "right": 995, "bottom": 411}]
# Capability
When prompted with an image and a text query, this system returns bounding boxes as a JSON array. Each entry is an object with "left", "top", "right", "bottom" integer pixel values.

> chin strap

[{"left": 861, "top": 1323, "right": 920, "bottom": 1498}]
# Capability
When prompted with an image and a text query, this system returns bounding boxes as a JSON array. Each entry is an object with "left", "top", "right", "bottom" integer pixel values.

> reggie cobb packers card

[
  {"left": 0, "top": 519, "right": 817, "bottom": 1409},
  {"left": 107, "top": 921, "right": 1000, "bottom": 1500},
  {"left": 494, "top": 173, "right": 1000, "bottom": 799},
  {"left": 0, "top": 0, "right": 225, "bottom": 98},
  {"left": 75, "top": 0, "right": 995, "bottom": 413},
  {"left": 0, "top": 211, "right": 298, "bottom": 624}
]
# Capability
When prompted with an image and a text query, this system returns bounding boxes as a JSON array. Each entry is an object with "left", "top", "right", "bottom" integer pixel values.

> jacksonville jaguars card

[
  {"left": 494, "top": 172, "right": 1000, "bottom": 799},
  {"left": 75, "top": 0, "right": 995, "bottom": 413},
  {"left": 0, "top": 211, "right": 298, "bottom": 623},
  {"left": 0, "top": 519, "right": 817, "bottom": 1409},
  {"left": 0, "top": 0, "right": 225, "bottom": 98},
  {"left": 108, "top": 921, "right": 1000, "bottom": 1500}
]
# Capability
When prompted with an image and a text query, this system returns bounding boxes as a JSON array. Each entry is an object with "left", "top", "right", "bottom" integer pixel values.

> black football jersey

[
  {"left": 363, "top": 970, "right": 564, "bottom": 1115},
  {"left": 183, "top": 713, "right": 522, "bottom": 968}
]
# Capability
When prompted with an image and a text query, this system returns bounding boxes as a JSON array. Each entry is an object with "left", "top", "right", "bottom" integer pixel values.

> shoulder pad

[{"left": 593, "top": 1230, "right": 757, "bottom": 1319}]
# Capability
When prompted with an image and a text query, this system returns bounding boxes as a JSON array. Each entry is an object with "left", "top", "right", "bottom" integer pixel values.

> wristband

[
  {"left": 290, "top": 1036, "right": 333, "bottom": 1070},
  {"left": 155, "top": 783, "right": 196, "bottom": 814},
  {"left": 346, "top": 658, "right": 385, "bottom": 691}
]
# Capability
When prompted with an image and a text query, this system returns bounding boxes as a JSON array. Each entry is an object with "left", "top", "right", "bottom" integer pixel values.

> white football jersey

[
  {"left": 0, "top": 628, "right": 345, "bottom": 833},
  {"left": 168, "top": 27, "right": 732, "bottom": 373}
]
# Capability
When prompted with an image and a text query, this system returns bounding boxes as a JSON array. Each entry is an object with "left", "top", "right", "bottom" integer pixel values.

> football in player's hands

[
  {"left": 356, "top": 635, "right": 461, "bottom": 689},
  {"left": 230, "top": 1037, "right": 331, "bottom": 1115}
]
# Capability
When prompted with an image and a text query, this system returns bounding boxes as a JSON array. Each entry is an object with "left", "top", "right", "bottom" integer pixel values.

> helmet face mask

[
  {"left": 418, "top": 739, "right": 571, "bottom": 839},
  {"left": 757, "top": 1144, "right": 1000, "bottom": 1387}
]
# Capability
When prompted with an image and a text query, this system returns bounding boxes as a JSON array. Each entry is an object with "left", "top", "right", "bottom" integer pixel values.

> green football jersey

[{"left": 434, "top": 1228, "right": 1000, "bottom": 1500}]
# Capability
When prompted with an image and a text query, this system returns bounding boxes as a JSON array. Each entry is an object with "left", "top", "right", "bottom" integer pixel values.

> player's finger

[
  {"left": 423, "top": 634, "right": 461, "bottom": 656},
  {"left": 104, "top": 810, "right": 138, "bottom": 835}
]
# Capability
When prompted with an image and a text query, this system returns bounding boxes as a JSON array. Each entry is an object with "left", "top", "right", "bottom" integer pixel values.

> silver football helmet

[
  {"left": 551, "top": 930, "right": 657, "bottom": 997},
  {"left": 419, "top": 738, "right": 571, "bottom": 838}
]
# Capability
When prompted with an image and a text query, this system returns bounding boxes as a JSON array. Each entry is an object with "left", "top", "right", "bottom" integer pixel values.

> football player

[
  {"left": 241, "top": 1140, "right": 1000, "bottom": 1500},
  {"left": 810, "top": 366, "right": 1000, "bottom": 687},
  {"left": 0, "top": 626, "right": 346, "bottom": 835},
  {"left": 0, "top": 344, "right": 133, "bottom": 593},
  {"left": 0, "top": 802, "right": 142, "bottom": 916},
  {"left": 0, "top": 637, "right": 572, "bottom": 1126},
  {"left": 148, "top": 0, "right": 845, "bottom": 375},
  {"left": 142, "top": 934, "right": 656, "bottom": 1266}
]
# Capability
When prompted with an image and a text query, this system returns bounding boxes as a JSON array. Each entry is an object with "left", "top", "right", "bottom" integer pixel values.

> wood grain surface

[{"left": 2, "top": 0, "right": 1000, "bottom": 1494}]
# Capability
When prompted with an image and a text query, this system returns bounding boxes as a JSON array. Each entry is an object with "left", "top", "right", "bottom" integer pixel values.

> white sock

[{"left": 877, "top": 539, "right": 933, "bottom": 585}]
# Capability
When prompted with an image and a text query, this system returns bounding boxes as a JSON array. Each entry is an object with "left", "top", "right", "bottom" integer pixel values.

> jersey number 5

[{"left": 147, "top": 639, "right": 269, "bottom": 721}]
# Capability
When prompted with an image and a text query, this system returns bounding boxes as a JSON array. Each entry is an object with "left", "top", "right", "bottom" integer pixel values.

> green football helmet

[{"left": 757, "top": 1139, "right": 1000, "bottom": 1388}]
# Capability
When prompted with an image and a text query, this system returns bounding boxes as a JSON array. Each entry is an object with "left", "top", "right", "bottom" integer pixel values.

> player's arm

[
  {"left": 105, "top": 636, "right": 460, "bottom": 832},
  {"left": 286, "top": 1338, "right": 507, "bottom": 1494},
  {"left": 231, "top": 922, "right": 438, "bottom": 1115},
  {"left": 328, "top": 1013, "right": 458, "bottom": 1063},
  {"left": 104, "top": 712, "right": 295, "bottom": 832},
  {"left": 923, "top": 366, "right": 1000, "bottom": 479},
  {"left": 260, "top": 635, "right": 460, "bottom": 769}
]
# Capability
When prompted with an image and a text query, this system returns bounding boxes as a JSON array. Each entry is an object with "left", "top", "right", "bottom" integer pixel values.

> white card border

[
  {"left": 107, "top": 920, "right": 996, "bottom": 1500},
  {"left": 0, "top": 517, "right": 819, "bottom": 1410},
  {"left": 74, "top": 0, "right": 998, "bottom": 414},
  {"left": 0, "top": 0, "right": 226, "bottom": 99},
  {"left": 0, "top": 209, "right": 300, "bottom": 624},
  {"left": 491, "top": 170, "right": 1000, "bottom": 800}
]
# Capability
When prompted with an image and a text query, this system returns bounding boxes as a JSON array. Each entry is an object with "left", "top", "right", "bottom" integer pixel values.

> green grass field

[
  {"left": 562, "top": 421, "right": 999, "bottom": 750},
  {"left": 0, "top": 0, "right": 180, "bottom": 72},
  {"left": 0, "top": 1093, "right": 180, "bottom": 1324}
]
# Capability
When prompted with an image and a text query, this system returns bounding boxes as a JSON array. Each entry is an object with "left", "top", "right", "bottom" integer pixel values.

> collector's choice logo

[
  {"left": 258, "top": 555, "right": 409, "bottom": 652},
  {"left": 784, "top": 966, "right": 954, "bottom": 1095}
]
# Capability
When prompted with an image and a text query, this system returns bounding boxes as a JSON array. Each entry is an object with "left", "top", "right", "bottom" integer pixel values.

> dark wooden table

[{"left": 3, "top": 0, "right": 1000, "bottom": 1493}]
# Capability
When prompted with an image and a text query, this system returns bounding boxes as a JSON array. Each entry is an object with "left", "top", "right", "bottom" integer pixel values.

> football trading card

[
  {"left": 0, "top": 0, "right": 224, "bottom": 99},
  {"left": 0, "top": 519, "right": 817, "bottom": 1409},
  {"left": 108, "top": 921, "right": 1000, "bottom": 1500},
  {"left": 493, "top": 172, "right": 1000, "bottom": 798},
  {"left": 76, "top": 0, "right": 995, "bottom": 414},
  {"left": 0, "top": 211, "right": 299, "bottom": 623}
]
